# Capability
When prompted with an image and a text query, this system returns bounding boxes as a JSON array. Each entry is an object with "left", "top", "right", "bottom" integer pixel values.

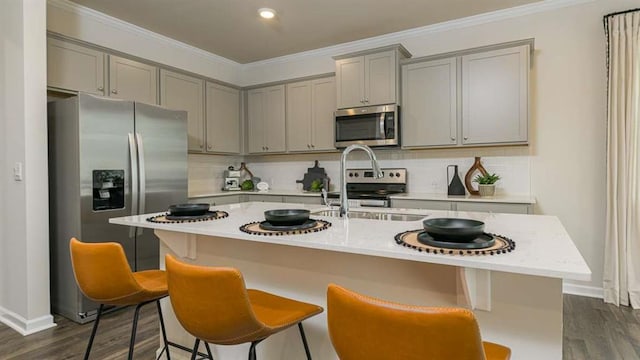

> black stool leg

[
  {"left": 128, "top": 302, "right": 145, "bottom": 360},
  {"left": 191, "top": 339, "right": 201, "bottom": 360},
  {"left": 156, "top": 300, "right": 171, "bottom": 360},
  {"left": 298, "top": 323, "right": 312, "bottom": 360},
  {"left": 204, "top": 342, "right": 214, "bottom": 360},
  {"left": 248, "top": 341, "right": 258, "bottom": 360},
  {"left": 83, "top": 304, "right": 104, "bottom": 360}
]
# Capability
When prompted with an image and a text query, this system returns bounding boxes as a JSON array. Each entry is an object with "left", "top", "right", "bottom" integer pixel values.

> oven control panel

[{"left": 345, "top": 168, "right": 406, "bottom": 184}]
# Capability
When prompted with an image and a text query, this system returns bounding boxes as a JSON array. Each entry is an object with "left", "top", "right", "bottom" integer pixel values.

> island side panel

[{"left": 158, "top": 233, "right": 563, "bottom": 360}]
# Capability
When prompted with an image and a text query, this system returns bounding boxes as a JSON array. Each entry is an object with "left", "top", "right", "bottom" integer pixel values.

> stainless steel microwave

[{"left": 335, "top": 104, "right": 399, "bottom": 148}]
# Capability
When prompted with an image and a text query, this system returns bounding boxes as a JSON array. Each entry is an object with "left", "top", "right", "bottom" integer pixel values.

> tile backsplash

[{"left": 189, "top": 147, "right": 531, "bottom": 196}]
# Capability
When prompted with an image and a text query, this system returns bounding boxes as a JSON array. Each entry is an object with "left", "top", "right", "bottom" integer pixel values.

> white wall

[{"left": 0, "top": 0, "right": 55, "bottom": 334}]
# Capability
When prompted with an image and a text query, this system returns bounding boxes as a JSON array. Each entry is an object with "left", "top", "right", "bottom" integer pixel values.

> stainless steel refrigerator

[{"left": 48, "top": 93, "right": 187, "bottom": 323}]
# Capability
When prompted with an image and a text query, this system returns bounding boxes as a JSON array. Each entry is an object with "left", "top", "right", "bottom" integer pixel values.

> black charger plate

[
  {"left": 417, "top": 231, "right": 495, "bottom": 249},
  {"left": 259, "top": 219, "right": 317, "bottom": 231},
  {"left": 168, "top": 203, "right": 210, "bottom": 216}
]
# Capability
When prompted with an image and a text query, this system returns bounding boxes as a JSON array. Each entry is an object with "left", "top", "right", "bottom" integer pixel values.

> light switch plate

[{"left": 13, "top": 162, "right": 23, "bottom": 181}]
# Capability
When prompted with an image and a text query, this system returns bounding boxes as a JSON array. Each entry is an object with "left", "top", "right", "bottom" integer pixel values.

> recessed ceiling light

[{"left": 258, "top": 7, "right": 276, "bottom": 19}]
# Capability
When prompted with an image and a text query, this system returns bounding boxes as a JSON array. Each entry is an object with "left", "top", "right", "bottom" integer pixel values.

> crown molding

[
  {"left": 243, "top": 0, "right": 595, "bottom": 68},
  {"left": 47, "top": 0, "right": 240, "bottom": 67},
  {"left": 48, "top": 0, "right": 596, "bottom": 77}
]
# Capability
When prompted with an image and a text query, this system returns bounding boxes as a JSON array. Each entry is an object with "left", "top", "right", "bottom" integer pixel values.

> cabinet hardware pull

[
  {"left": 111, "top": 89, "right": 118, "bottom": 94},
  {"left": 207, "top": 145, "right": 212, "bottom": 150},
  {"left": 97, "top": 86, "right": 104, "bottom": 91},
  {"left": 451, "top": 137, "right": 456, "bottom": 141},
  {"left": 464, "top": 137, "right": 468, "bottom": 140}
]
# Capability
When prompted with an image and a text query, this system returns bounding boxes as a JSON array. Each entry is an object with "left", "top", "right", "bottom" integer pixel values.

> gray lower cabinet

[
  {"left": 282, "top": 196, "right": 322, "bottom": 205},
  {"left": 392, "top": 199, "right": 453, "bottom": 211},
  {"left": 246, "top": 194, "right": 285, "bottom": 203},
  {"left": 190, "top": 195, "right": 242, "bottom": 206},
  {"left": 455, "top": 201, "right": 531, "bottom": 214},
  {"left": 391, "top": 198, "right": 532, "bottom": 214}
]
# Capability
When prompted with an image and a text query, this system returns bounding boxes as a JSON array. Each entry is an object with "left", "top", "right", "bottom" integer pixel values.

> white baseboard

[
  {"left": 0, "top": 306, "right": 57, "bottom": 336},
  {"left": 563, "top": 283, "right": 604, "bottom": 299}
]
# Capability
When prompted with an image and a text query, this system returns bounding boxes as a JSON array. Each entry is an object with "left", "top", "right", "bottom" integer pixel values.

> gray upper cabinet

[
  {"left": 461, "top": 45, "right": 529, "bottom": 145},
  {"left": 402, "top": 58, "right": 458, "bottom": 148},
  {"left": 286, "top": 77, "right": 336, "bottom": 152},
  {"left": 47, "top": 38, "right": 105, "bottom": 95},
  {"left": 109, "top": 55, "right": 158, "bottom": 105},
  {"left": 401, "top": 43, "right": 530, "bottom": 148},
  {"left": 336, "top": 50, "right": 397, "bottom": 109},
  {"left": 160, "top": 69, "right": 205, "bottom": 152},
  {"left": 334, "top": 45, "right": 412, "bottom": 110},
  {"left": 206, "top": 82, "right": 241, "bottom": 154},
  {"left": 248, "top": 85, "right": 286, "bottom": 154}
]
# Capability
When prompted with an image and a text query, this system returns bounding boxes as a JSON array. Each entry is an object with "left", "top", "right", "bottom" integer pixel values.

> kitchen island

[{"left": 110, "top": 202, "right": 590, "bottom": 360}]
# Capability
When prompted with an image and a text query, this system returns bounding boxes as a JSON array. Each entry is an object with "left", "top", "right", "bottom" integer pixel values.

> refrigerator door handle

[
  {"left": 128, "top": 133, "right": 139, "bottom": 239},
  {"left": 136, "top": 133, "right": 146, "bottom": 236}
]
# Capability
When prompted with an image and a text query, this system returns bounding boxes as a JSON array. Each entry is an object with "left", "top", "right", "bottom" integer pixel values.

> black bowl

[
  {"left": 422, "top": 218, "right": 485, "bottom": 242},
  {"left": 264, "top": 209, "right": 310, "bottom": 226},
  {"left": 168, "top": 203, "right": 210, "bottom": 216}
]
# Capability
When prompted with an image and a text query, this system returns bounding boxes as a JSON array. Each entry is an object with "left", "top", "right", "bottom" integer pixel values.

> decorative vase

[
  {"left": 478, "top": 184, "right": 496, "bottom": 197},
  {"left": 464, "top": 157, "right": 488, "bottom": 196}
]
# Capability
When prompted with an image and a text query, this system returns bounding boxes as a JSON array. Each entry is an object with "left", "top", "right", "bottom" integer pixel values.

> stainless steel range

[{"left": 326, "top": 168, "right": 407, "bottom": 208}]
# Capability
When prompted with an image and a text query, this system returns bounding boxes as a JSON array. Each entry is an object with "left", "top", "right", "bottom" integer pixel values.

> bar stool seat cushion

[
  {"left": 483, "top": 342, "right": 512, "bottom": 360},
  {"left": 248, "top": 289, "right": 322, "bottom": 331}
]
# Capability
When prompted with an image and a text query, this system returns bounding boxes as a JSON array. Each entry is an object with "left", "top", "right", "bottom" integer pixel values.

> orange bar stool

[
  {"left": 327, "top": 283, "right": 511, "bottom": 360},
  {"left": 69, "top": 238, "right": 171, "bottom": 360},
  {"left": 165, "top": 254, "right": 323, "bottom": 360}
]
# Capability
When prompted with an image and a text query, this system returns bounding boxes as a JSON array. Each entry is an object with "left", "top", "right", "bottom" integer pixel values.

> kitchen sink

[{"left": 311, "top": 209, "right": 427, "bottom": 222}]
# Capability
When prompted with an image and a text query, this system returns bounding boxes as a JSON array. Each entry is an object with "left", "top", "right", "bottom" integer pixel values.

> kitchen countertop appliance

[
  {"left": 326, "top": 168, "right": 407, "bottom": 208},
  {"left": 223, "top": 166, "right": 242, "bottom": 191},
  {"left": 48, "top": 93, "right": 188, "bottom": 323}
]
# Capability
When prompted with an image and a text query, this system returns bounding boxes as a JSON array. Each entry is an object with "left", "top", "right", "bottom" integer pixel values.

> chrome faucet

[{"left": 340, "top": 144, "right": 383, "bottom": 217}]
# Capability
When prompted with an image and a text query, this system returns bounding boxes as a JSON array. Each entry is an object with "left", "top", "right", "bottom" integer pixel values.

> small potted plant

[{"left": 473, "top": 173, "right": 501, "bottom": 196}]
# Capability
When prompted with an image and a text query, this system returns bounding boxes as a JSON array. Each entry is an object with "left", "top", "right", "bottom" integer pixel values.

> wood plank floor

[{"left": 0, "top": 295, "right": 637, "bottom": 359}]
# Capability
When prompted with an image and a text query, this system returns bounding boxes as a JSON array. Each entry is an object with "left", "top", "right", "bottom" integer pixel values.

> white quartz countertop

[
  {"left": 190, "top": 190, "right": 536, "bottom": 204},
  {"left": 110, "top": 202, "right": 588, "bottom": 281}
]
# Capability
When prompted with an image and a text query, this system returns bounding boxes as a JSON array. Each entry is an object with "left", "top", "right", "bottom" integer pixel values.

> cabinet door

[
  {"left": 365, "top": 51, "right": 396, "bottom": 106},
  {"left": 462, "top": 45, "right": 528, "bottom": 144},
  {"left": 109, "top": 55, "right": 158, "bottom": 104},
  {"left": 47, "top": 38, "right": 105, "bottom": 95},
  {"left": 206, "top": 82, "right": 240, "bottom": 154},
  {"left": 264, "top": 85, "right": 286, "bottom": 153},
  {"left": 283, "top": 196, "right": 322, "bottom": 205},
  {"left": 311, "top": 77, "right": 336, "bottom": 151},
  {"left": 246, "top": 195, "right": 283, "bottom": 203},
  {"left": 247, "top": 88, "right": 266, "bottom": 153},
  {"left": 160, "top": 70, "right": 204, "bottom": 152},
  {"left": 336, "top": 56, "right": 365, "bottom": 109},
  {"left": 286, "top": 81, "right": 313, "bottom": 152},
  {"left": 391, "top": 199, "right": 453, "bottom": 211},
  {"left": 402, "top": 58, "right": 457, "bottom": 148},
  {"left": 455, "top": 202, "right": 532, "bottom": 214}
]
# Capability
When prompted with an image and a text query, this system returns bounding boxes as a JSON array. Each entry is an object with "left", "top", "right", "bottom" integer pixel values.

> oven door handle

[{"left": 379, "top": 113, "right": 386, "bottom": 139}]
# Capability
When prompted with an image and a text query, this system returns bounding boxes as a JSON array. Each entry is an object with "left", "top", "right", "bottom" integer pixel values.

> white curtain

[{"left": 604, "top": 11, "right": 640, "bottom": 308}]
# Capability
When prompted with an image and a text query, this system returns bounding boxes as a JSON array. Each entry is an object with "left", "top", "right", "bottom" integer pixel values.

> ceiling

[{"left": 70, "top": 0, "right": 543, "bottom": 64}]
